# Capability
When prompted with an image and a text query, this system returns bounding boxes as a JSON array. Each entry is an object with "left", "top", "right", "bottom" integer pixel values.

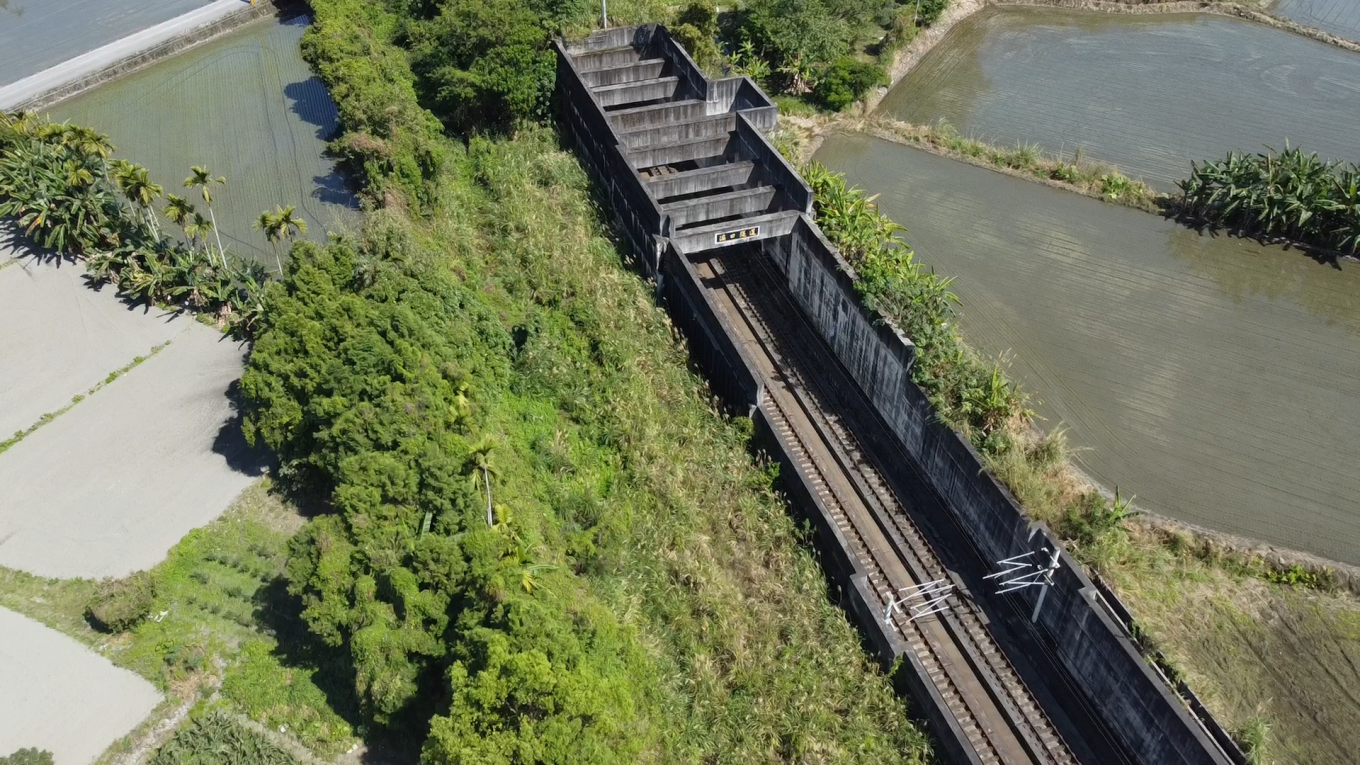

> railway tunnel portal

[{"left": 555, "top": 24, "right": 1240, "bottom": 765}]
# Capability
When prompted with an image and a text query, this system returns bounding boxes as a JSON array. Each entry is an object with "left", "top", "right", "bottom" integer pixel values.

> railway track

[{"left": 697, "top": 249, "right": 1080, "bottom": 765}]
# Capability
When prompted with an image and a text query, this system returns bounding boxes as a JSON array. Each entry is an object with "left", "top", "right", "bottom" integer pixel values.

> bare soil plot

[
  {"left": 877, "top": 6, "right": 1360, "bottom": 189},
  {"left": 0, "top": 249, "right": 185, "bottom": 439},
  {"left": 815, "top": 133, "right": 1360, "bottom": 566},
  {"left": 0, "top": 0, "right": 219, "bottom": 87},
  {"left": 0, "top": 606, "right": 161, "bottom": 764},
  {"left": 0, "top": 315, "right": 265, "bottom": 578},
  {"left": 48, "top": 14, "right": 357, "bottom": 265}
]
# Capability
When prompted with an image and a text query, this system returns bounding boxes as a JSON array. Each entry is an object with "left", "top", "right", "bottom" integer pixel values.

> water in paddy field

[
  {"left": 49, "top": 13, "right": 357, "bottom": 265},
  {"left": 0, "top": 0, "right": 218, "bottom": 86},
  {"left": 1272, "top": 0, "right": 1360, "bottom": 42},
  {"left": 815, "top": 133, "right": 1360, "bottom": 565},
  {"left": 877, "top": 6, "right": 1360, "bottom": 190}
]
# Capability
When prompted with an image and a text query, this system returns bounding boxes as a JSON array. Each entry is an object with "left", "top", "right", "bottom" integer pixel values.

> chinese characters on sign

[{"left": 714, "top": 226, "right": 760, "bottom": 244}]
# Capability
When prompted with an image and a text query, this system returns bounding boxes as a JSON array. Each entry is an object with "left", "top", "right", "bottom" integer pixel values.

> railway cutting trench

[{"left": 555, "top": 25, "right": 1232, "bottom": 765}]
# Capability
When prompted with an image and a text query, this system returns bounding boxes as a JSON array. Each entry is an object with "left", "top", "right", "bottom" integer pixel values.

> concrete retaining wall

[{"left": 758, "top": 218, "right": 1239, "bottom": 765}]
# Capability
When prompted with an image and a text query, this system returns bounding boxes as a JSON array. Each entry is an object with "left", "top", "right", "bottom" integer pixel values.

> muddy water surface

[
  {"left": 0, "top": 0, "right": 213, "bottom": 86},
  {"left": 816, "top": 133, "right": 1360, "bottom": 565},
  {"left": 878, "top": 7, "right": 1360, "bottom": 188},
  {"left": 50, "top": 13, "right": 355, "bottom": 264},
  {"left": 1272, "top": 0, "right": 1360, "bottom": 42}
]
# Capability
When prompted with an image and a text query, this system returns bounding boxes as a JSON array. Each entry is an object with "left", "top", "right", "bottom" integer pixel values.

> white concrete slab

[
  {"left": 0, "top": 254, "right": 186, "bottom": 439},
  {"left": 0, "top": 0, "right": 247, "bottom": 108},
  {"left": 0, "top": 320, "right": 264, "bottom": 578},
  {"left": 0, "top": 607, "right": 161, "bottom": 764}
]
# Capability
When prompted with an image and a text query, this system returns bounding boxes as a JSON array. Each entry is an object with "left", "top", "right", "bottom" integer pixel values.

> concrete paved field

[
  {"left": 0, "top": 607, "right": 161, "bottom": 764},
  {"left": 0, "top": 241, "right": 268, "bottom": 579},
  {"left": 0, "top": 0, "right": 230, "bottom": 88},
  {"left": 0, "top": 253, "right": 184, "bottom": 439}
]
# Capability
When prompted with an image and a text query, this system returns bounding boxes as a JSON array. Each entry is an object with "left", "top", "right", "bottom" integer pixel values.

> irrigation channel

[
  {"left": 815, "top": 132, "right": 1360, "bottom": 566},
  {"left": 47, "top": 10, "right": 355, "bottom": 264},
  {"left": 879, "top": 6, "right": 1360, "bottom": 188}
]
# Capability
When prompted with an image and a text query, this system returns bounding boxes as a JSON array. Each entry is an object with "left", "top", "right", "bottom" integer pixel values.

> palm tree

[
  {"left": 254, "top": 204, "right": 307, "bottom": 275},
  {"left": 466, "top": 437, "right": 500, "bottom": 528},
  {"left": 162, "top": 194, "right": 198, "bottom": 252},
  {"left": 184, "top": 166, "right": 226, "bottom": 264},
  {"left": 185, "top": 212, "right": 215, "bottom": 256},
  {"left": 112, "top": 161, "right": 163, "bottom": 237}
]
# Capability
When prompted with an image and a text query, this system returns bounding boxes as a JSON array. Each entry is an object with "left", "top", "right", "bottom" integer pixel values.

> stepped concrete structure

[{"left": 556, "top": 25, "right": 810, "bottom": 263}]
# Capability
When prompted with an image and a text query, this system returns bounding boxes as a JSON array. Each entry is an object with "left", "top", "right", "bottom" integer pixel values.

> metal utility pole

[{"left": 602, "top": 0, "right": 607, "bottom": 28}]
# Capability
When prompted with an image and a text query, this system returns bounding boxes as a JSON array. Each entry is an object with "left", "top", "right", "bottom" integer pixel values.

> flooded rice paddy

[
  {"left": 0, "top": 0, "right": 214, "bottom": 86},
  {"left": 49, "top": 13, "right": 355, "bottom": 264},
  {"left": 1272, "top": 0, "right": 1360, "bottom": 42},
  {"left": 815, "top": 133, "right": 1360, "bottom": 565},
  {"left": 877, "top": 7, "right": 1360, "bottom": 189}
]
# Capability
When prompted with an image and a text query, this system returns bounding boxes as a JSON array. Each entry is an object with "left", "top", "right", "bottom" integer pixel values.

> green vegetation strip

[
  {"left": 0, "top": 341, "right": 170, "bottom": 456},
  {"left": 860, "top": 117, "right": 1161, "bottom": 211}
]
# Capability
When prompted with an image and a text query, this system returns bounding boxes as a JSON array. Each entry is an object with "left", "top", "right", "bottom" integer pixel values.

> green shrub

[
  {"left": 406, "top": 0, "right": 557, "bottom": 134},
  {"left": 741, "top": 0, "right": 855, "bottom": 92},
  {"left": 670, "top": 3, "right": 723, "bottom": 72},
  {"left": 814, "top": 57, "right": 885, "bottom": 111},
  {"left": 149, "top": 712, "right": 299, "bottom": 765},
  {"left": 0, "top": 749, "right": 53, "bottom": 765},
  {"left": 300, "top": 0, "right": 450, "bottom": 211},
  {"left": 916, "top": 0, "right": 949, "bottom": 26},
  {"left": 1177, "top": 144, "right": 1360, "bottom": 255},
  {"left": 86, "top": 571, "right": 156, "bottom": 633}
]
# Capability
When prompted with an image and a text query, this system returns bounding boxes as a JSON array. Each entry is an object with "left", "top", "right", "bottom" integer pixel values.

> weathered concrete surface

[
  {"left": 0, "top": 252, "right": 184, "bottom": 439},
  {"left": 0, "top": 607, "right": 161, "bottom": 764},
  {"left": 0, "top": 319, "right": 263, "bottom": 578},
  {"left": 0, "top": 0, "right": 246, "bottom": 107}
]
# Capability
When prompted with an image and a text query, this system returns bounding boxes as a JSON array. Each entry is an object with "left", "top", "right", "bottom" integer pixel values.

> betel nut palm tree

[
  {"left": 184, "top": 166, "right": 226, "bottom": 266},
  {"left": 162, "top": 194, "right": 197, "bottom": 247},
  {"left": 255, "top": 204, "right": 307, "bottom": 275},
  {"left": 111, "top": 160, "right": 163, "bottom": 237}
]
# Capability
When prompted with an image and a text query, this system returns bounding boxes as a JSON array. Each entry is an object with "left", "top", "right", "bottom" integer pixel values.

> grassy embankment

[
  {"left": 785, "top": 132, "right": 1360, "bottom": 765},
  {"left": 1, "top": 0, "right": 933, "bottom": 762}
]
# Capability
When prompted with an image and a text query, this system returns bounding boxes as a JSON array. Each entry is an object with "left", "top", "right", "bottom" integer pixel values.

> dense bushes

[
  {"left": 0, "top": 113, "right": 269, "bottom": 335},
  {"left": 815, "top": 57, "right": 886, "bottom": 111},
  {"left": 242, "top": 223, "right": 656, "bottom": 753},
  {"left": 1177, "top": 145, "right": 1360, "bottom": 256},
  {"left": 86, "top": 571, "right": 157, "bottom": 633},
  {"left": 405, "top": 0, "right": 559, "bottom": 134},
  {"left": 299, "top": 0, "right": 450, "bottom": 212}
]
